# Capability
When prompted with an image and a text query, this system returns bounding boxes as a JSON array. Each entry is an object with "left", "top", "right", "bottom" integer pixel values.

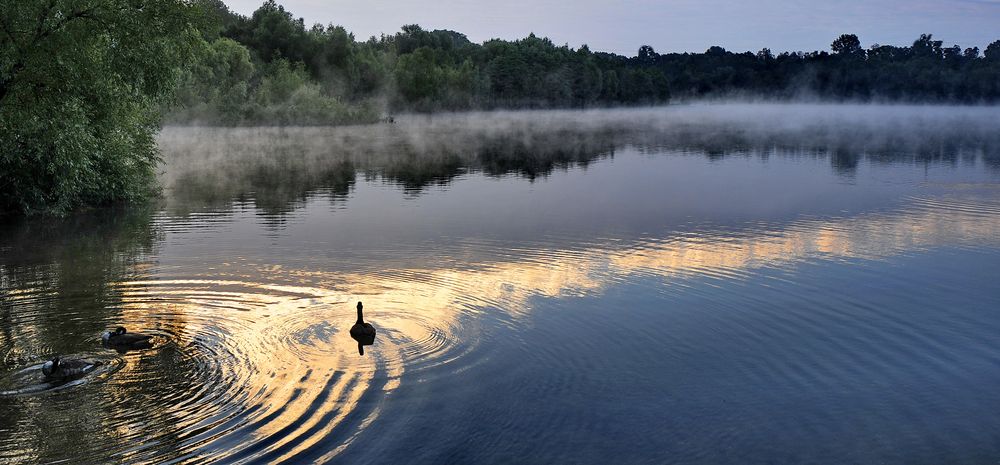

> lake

[{"left": 2, "top": 104, "right": 1000, "bottom": 464}]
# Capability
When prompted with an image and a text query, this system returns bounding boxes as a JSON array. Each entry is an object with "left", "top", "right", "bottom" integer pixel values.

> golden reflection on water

[
  {"left": 316, "top": 195, "right": 999, "bottom": 317},
  {"left": 88, "top": 191, "right": 1000, "bottom": 461},
  {"left": 1, "top": 190, "right": 997, "bottom": 463},
  {"left": 110, "top": 280, "right": 391, "bottom": 461}
]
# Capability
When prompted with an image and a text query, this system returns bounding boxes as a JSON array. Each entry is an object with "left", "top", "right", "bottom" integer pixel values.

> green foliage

[
  {"left": 199, "top": 5, "right": 673, "bottom": 112},
  {"left": 395, "top": 47, "right": 445, "bottom": 105},
  {"left": 0, "top": 0, "right": 200, "bottom": 215},
  {"left": 168, "top": 41, "right": 380, "bottom": 125},
  {"left": 172, "top": 37, "right": 254, "bottom": 124},
  {"left": 195, "top": 1, "right": 1000, "bottom": 115},
  {"left": 249, "top": 59, "right": 374, "bottom": 125}
]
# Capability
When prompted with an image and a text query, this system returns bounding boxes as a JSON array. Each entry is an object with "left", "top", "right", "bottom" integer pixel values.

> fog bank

[{"left": 158, "top": 103, "right": 1000, "bottom": 213}]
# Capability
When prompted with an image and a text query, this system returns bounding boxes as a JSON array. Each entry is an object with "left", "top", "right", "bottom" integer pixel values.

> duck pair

[{"left": 41, "top": 327, "right": 152, "bottom": 380}]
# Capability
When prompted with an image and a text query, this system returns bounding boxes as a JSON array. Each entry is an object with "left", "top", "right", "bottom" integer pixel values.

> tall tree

[
  {"left": 0, "top": 0, "right": 200, "bottom": 214},
  {"left": 831, "top": 34, "right": 863, "bottom": 56},
  {"left": 986, "top": 40, "right": 1000, "bottom": 61},
  {"left": 637, "top": 45, "right": 658, "bottom": 65}
]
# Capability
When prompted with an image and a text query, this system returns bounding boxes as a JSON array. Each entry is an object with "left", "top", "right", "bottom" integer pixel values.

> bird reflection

[{"left": 350, "top": 301, "right": 376, "bottom": 355}]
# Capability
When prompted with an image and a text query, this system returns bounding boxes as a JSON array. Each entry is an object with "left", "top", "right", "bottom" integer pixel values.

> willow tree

[{"left": 0, "top": 0, "right": 201, "bottom": 214}]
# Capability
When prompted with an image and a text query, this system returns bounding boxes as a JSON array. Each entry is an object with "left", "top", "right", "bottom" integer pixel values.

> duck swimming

[
  {"left": 102, "top": 326, "right": 153, "bottom": 350},
  {"left": 350, "top": 302, "right": 376, "bottom": 355},
  {"left": 41, "top": 357, "right": 101, "bottom": 380}
]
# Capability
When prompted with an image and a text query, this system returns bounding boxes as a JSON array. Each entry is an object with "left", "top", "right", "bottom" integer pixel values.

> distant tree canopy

[
  {"left": 651, "top": 33, "right": 1000, "bottom": 101},
  {"left": 171, "top": 0, "right": 671, "bottom": 121},
  {"left": 170, "top": 0, "right": 1000, "bottom": 125},
  {"left": 1, "top": 0, "right": 200, "bottom": 214}
]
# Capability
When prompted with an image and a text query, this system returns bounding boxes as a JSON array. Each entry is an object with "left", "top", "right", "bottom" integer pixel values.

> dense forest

[
  {"left": 170, "top": 0, "right": 1000, "bottom": 125},
  {"left": 2, "top": 0, "right": 1000, "bottom": 214}
]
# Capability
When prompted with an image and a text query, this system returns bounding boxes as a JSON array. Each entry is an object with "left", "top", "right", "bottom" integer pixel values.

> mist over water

[
  {"left": 3, "top": 104, "right": 1000, "bottom": 463},
  {"left": 157, "top": 103, "right": 1000, "bottom": 212}
]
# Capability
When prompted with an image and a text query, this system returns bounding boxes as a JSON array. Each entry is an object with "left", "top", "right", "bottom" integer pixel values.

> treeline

[
  {"left": 653, "top": 35, "right": 1000, "bottom": 101},
  {"left": 170, "top": 0, "right": 1000, "bottom": 125},
  {"left": 169, "top": 0, "right": 669, "bottom": 124}
]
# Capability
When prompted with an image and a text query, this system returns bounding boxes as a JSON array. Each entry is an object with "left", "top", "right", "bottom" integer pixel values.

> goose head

[
  {"left": 42, "top": 357, "right": 59, "bottom": 377},
  {"left": 102, "top": 326, "right": 127, "bottom": 343}
]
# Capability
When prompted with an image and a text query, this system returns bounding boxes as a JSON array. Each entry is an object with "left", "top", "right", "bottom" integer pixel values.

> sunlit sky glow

[{"left": 223, "top": 0, "right": 1000, "bottom": 55}]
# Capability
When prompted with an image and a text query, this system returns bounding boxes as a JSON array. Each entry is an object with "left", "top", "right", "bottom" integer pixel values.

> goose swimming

[
  {"left": 41, "top": 357, "right": 101, "bottom": 379},
  {"left": 350, "top": 301, "right": 376, "bottom": 355},
  {"left": 102, "top": 326, "right": 153, "bottom": 350}
]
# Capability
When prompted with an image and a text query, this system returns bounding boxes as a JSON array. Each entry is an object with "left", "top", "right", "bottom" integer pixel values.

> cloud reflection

[{"left": 89, "top": 186, "right": 1000, "bottom": 461}]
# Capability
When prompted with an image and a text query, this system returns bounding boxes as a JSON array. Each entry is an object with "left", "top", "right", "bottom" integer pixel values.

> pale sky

[{"left": 224, "top": 0, "right": 1000, "bottom": 55}]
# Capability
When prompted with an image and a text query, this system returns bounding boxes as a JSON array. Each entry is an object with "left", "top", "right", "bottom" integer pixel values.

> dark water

[{"left": 3, "top": 104, "right": 1000, "bottom": 464}]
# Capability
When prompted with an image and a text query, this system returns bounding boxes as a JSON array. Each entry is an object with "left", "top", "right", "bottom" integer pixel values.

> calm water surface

[{"left": 3, "top": 104, "right": 1000, "bottom": 464}]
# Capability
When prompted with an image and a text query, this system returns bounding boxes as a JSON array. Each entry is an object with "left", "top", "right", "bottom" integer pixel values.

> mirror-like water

[{"left": 3, "top": 104, "right": 1000, "bottom": 464}]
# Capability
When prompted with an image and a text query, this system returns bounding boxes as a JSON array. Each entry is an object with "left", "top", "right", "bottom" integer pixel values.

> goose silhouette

[
  {"left": 102, "top": 326, "right": 153, "bottom": 351},
  {"left": 350, "top": 301, "right": 376, "bottom": 355}
]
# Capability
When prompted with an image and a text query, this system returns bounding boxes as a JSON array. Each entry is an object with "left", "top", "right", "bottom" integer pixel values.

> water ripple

[
  {"left": 2, "top": 167, "right": 1000, "bottom": 463},
  {"left": 0, "top": 274, "right": 486, "bottom": 464}
]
